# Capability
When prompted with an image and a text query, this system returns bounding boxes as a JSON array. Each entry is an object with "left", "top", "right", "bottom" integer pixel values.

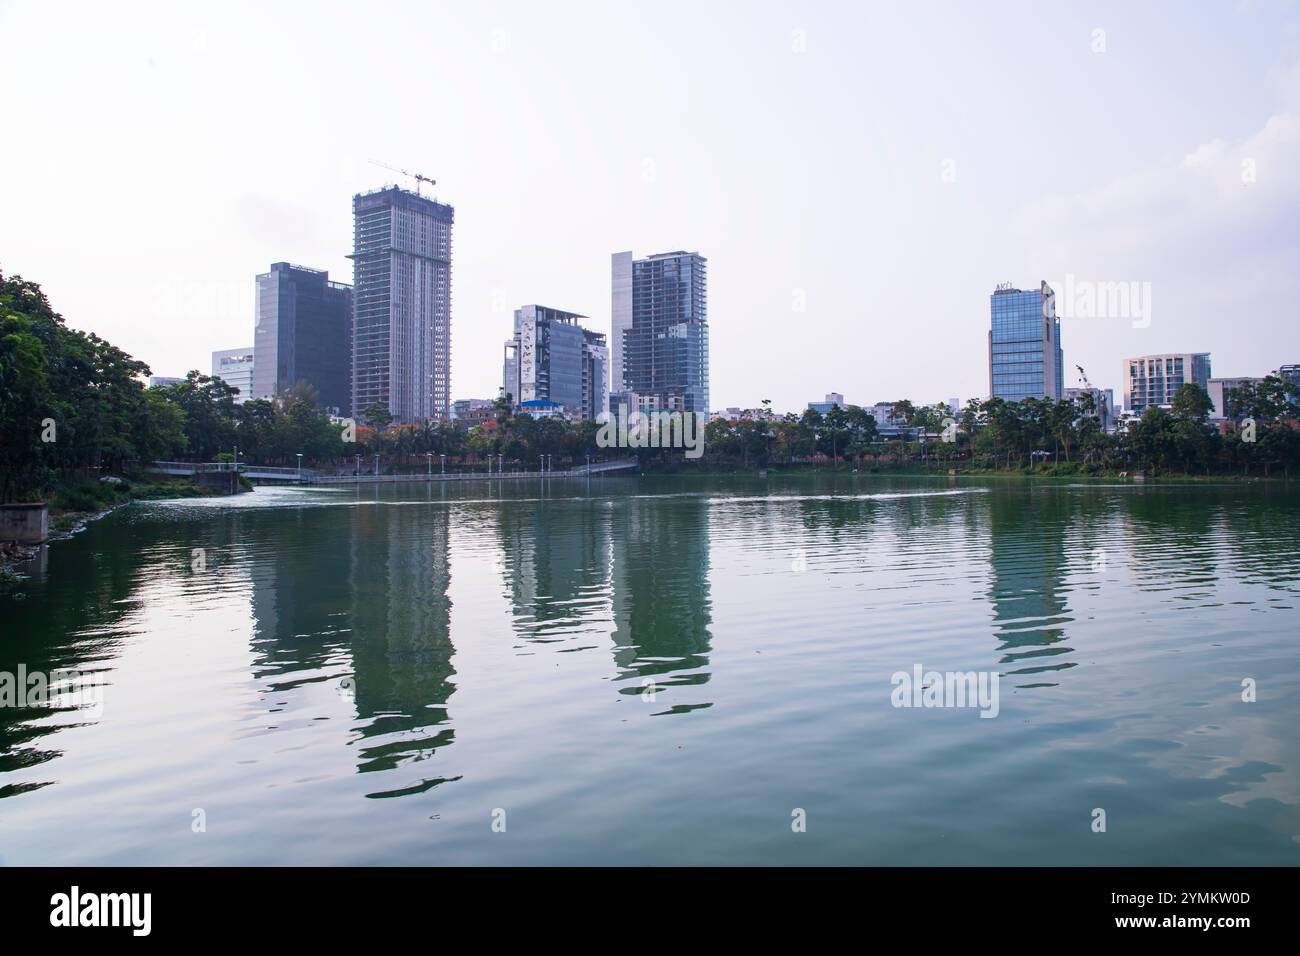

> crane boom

[{"left": 368, "top": 160, "right": 437, "bottom": 196}]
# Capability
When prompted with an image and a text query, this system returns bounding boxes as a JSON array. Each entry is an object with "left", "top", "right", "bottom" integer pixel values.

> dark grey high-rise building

[
  {"left": 252, "top": 262, "right": 352, "bottom": 415},
  {"left": 610, "top": 250, "right": 709, "bottom": 414},
  {"left": 350, "top": 186, "right": 454, "bottom": 424}
]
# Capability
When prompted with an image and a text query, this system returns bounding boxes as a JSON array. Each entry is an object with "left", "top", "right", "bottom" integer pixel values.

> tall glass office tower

[
  {"left": 988, "top": 281, "right": 1063, "bottom": 402},
  {"left": 252, "top": 262, "right": 352, "bottom": 415},
  {"left": 611, "top": 250, "right": 709, "bottom": 414},
  {"left": 351, "top": 186, "right": 454, "bottom": 423}
]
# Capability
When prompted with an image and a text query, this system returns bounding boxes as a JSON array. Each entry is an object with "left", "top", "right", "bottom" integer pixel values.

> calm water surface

[{"left": 2, "top": 475, "right": 1298, "bottom": 865}]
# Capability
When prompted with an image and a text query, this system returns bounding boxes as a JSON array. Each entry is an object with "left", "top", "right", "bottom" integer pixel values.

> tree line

[{"left": 702, "top": 382, "right": 1300, "bottom": 478}]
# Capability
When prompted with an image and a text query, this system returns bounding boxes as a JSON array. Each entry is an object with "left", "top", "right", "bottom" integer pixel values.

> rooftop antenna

[{"left": 369, "top": 159, "right": 436, "bottom": 196}]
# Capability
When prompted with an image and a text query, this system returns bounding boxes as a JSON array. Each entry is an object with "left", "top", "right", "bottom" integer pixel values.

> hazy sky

[{"left": 2, "top": 0, "right": 1298, "bottom": 411}]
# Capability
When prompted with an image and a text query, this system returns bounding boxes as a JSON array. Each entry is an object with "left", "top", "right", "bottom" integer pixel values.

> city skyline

[{"left": 2, "top": 1, "right": 1298, "bottom": 411}]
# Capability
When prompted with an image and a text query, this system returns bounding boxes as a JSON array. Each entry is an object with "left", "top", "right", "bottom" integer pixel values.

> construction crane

[
  {"left": 1076, "top": 364, "right": 1092, "bottom": 388},
  {"left": 369, "top": 160, "right": 436, "bottom": 196}
]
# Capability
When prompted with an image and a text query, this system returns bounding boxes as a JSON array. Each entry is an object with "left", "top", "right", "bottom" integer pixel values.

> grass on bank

[{"left": 43, "top": 473, "right": 248, "bottom": 531}]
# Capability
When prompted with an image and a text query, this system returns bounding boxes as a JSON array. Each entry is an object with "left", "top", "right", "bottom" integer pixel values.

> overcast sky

[{"left": 2, "top": 0, "right": 1298, "bottom": 411}]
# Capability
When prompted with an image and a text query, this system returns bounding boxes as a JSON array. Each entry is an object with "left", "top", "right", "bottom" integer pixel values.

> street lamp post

[
  {"left": 296, "top": 453, "right": 303, "bottom": 480},
  {"left": 440, "top": 454, "right": 445, "bottom": 475},
  {"left": 373, "top": 454, "right": 379, "bottom": 476},
  {"left": 355, "top": 454, "right": 361, "bottom": 476},
  {"left": 426, "top": 452, "right": 432, "bottom": 478}
]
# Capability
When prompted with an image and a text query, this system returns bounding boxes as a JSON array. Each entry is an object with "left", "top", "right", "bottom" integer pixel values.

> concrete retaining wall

[
  {"left": 0, "top": 503, "right": 49, "bottom": 543},
  {"left": 194, "top": 471, "right": 245, "bottom": 495}
]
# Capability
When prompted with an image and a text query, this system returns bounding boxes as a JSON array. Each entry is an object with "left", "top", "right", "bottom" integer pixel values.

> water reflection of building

[
  {"left": 984, "top": 489, "right": 1075, "bottom": 684},
  {"left": 609, "top": 495, "right": 713, "bottom": 713},
  {"left": 496, "top": 499, "right": 615, "bottom": 643},
  {"left": 346, "top": 497, "right": 455, "bottom": 796},
  {"left": 491, "top": 490, "right": 714, "bottom": 714},
  {"left": 248, "top": 508, "right": 352, "bottom": 684},
  {"left": 246, "top": 496, "right": 457, "bottom": 798}
]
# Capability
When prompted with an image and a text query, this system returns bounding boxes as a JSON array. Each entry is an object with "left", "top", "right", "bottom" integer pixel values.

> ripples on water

[{"left": 1, "top": 476, "right": 1298, "bottom": 865}]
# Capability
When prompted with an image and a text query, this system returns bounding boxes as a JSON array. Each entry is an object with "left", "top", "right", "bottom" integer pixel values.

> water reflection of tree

[{"left": 0, "top": 509, "right": 241, "bottom": 795}]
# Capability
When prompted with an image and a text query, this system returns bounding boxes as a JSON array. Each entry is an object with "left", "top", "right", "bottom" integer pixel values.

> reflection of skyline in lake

[
  {"left": 493, "top": 492, "right": 714, "bottom": 714},
  {"left": 2, "top": 479, "right": 1298, "bottom": 865},
  {"left": 247, "top": 498, "right": 458, "bottom": 798}
]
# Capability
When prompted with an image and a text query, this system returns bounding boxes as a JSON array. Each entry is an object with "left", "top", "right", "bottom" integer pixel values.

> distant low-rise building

[
  {"left": 807, "top": 392, "right": 845, "bottom": 415},
  {"left": 149, "top": 376, "right": 185, "bottom": 388},
  {"left": 719, "top": 406, "right": 777, "bottom": 422},
  {"left": 451, "top": 398, "right": 496, "bottom": 426},
  {"left": 518, "top": 399, "right": 564, "bottom": 420},
  {"left": 211, "top": 348, "right": 254, "bottom": 404},
  {"left": 1124, "top": 353, "right": 1211, "bottom": 414},
  {"left": 870, "top": 402, "right": 900, "bottom": 426},
  {"left": 1207, "top": 377, "right": 1261, "bottom": 420}
]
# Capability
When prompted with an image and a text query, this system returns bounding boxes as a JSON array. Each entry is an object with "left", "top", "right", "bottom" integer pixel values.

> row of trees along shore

[
  {"left": 706, "top": 385, "right": 1300, "bottom": 478},
  {"left": 4, "top": 269, "right": 1299, "bottom": 503}
]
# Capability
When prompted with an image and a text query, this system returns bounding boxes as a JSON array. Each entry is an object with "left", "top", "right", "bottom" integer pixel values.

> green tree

[
  {"left": 362, "top": 402, "right": 393, "bottom": 432},
  {"left": 136, "top": 389, "right": 188, "bottom": 461},
  {"left": 163, "top": 371, "right": 240, "bottom": 461},
  {"left": 0, "top": 300, "right": 50, "bottom": 500},
  {"left": 1171, "top": 382, "right": 1213, "bottom": 422}
]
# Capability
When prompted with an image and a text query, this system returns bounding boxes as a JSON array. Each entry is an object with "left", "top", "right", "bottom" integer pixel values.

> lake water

[{"left": 2, "top": 475, "right": 1298, "bottom": 865}]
